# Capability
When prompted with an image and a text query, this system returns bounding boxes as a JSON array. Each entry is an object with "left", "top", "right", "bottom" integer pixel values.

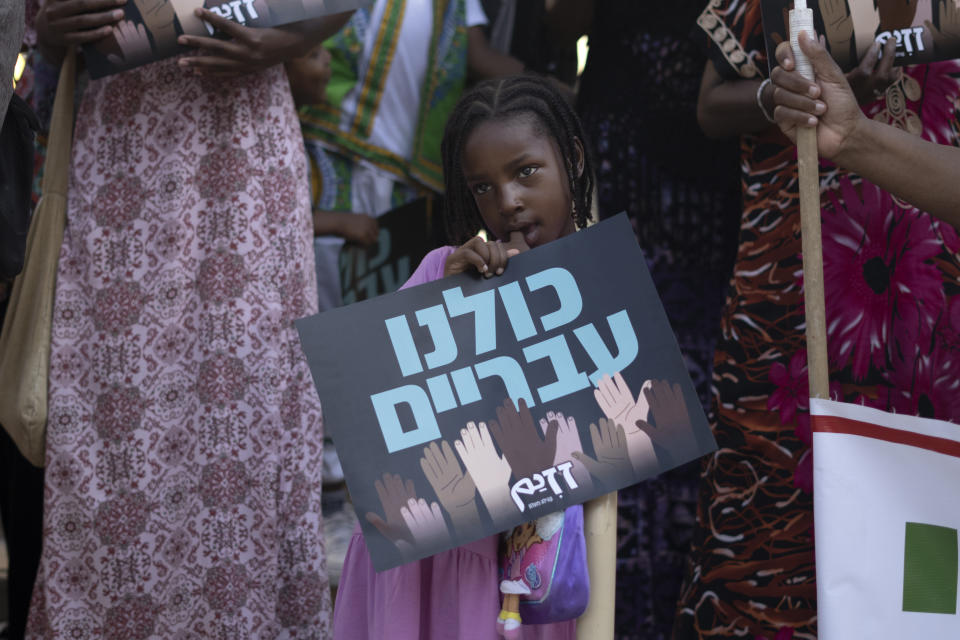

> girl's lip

[{"left": 521, "top": 224, "right": 540, "bottom": 247}]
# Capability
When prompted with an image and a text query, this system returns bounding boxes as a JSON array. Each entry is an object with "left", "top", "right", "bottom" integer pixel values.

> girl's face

[{"left": 461, "top": 114, "right": 581, "bottom": 248}]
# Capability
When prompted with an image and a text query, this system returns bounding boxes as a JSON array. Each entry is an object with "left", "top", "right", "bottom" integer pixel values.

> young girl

[{"left": 332, "top": 75, "right": 596, "bottom": 640}]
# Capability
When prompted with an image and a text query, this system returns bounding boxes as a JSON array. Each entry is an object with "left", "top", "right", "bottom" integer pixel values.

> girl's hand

[
  {"left": 176, "top": 7, "right": 313, "bottom": 76},
  {"left": 36, "top": 0, "right": 126, "bottom": 56},
  {"left": 443, "top": 231, "right": 529, "bottom": 278}
]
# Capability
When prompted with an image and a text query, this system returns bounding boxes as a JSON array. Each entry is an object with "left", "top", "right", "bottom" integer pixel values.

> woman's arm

[
  {"left": 838, "top": 119, "right": 960, "bottom": 228},
  {"left": 696, "top": 59, "right": 773, "bottom": 139},
  {"left": 177, "top": 9, "right": 353, "bottom": 75},
  {"left": 772, "top": 32, "right": 960, "bottom": 229},
  {"left": 465, "top": 26, "right": 524, "bottom": 80},
  {"left": 312, "top": 210, "right": 379, "bottom": 246},
  {"left": 697, "top": 32, "right": 898, "bottom": 140}
]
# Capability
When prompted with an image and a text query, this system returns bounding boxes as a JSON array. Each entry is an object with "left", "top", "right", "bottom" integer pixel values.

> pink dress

[
  {"left": 333, "top": 247, "right": 575, "bottom": 640},
  {"left": 27, "top": 58, "right": 331, "bottom": 638}
]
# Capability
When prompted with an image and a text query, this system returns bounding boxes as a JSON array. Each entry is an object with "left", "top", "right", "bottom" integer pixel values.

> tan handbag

[{"left": 0, "top": 50, "right": 76, "bottom": 467}]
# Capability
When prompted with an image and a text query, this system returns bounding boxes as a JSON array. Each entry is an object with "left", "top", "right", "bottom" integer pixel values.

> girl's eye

[
  {"left": 473, "top": 183, "right": 491, "bottom": 195},
  {"left": 519, "top": 166, "right": 538, "bottom": 178}
]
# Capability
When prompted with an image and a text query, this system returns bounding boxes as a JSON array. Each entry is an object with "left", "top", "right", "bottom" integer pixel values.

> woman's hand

[
  {"left": 176, "top": 7, "right": 314, "bottom": 76},
  {"left": 443, "top": 231, "right": 528, "bottom": 278},
  {"left": 844, "top": 37, "right": 898, "bottom": 105},
  {"left": 36, "top": 0, "right": 126, "bottom": 59},
  {"left": 771, "top": 31, "right": 866, "bottom": 160}
]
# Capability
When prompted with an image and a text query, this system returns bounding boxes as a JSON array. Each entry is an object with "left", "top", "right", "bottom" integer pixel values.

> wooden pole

[
  {"left": 790, "top": 1, "right": 830, "bottom": 400},
  {"left": 577, "top": 491, "right": 617, "bottom": 639}
]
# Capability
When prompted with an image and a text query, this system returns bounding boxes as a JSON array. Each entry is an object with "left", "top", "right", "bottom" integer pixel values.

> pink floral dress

[{"left": 26, "top": 58, "right": 332, "bottom": 638}]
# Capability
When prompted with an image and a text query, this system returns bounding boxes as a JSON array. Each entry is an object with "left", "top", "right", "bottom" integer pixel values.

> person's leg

[{"left": 0, "top": 428, "right": 44, "bottom": 640}]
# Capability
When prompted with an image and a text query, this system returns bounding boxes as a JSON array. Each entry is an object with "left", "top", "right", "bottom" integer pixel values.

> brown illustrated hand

[
  {"left": 487, "top": 398, "right": 558, "bottom": 481},
  {"left": 365, "top": 472, "right": 418, "bottom": 552},
  {"left": 926, "top": 0, "right": 960, "bottom": 54},
  {"left": 635, "top": 380, "right": 698, "bottom": 465},
  {"left": 133, "top": 0, "right": 176, "bottom": 46},
  {"left": 420, "top": 440, "right": 481, "bottom": 533},
  {"left": 820, "top": 0, "right": 854, "bottom": 68},
  {"left": 571, "top": 418, "right": 635, "bottom": 489},
  {"left": 877, "top": 0, "right": 919, "bottom": 32}
]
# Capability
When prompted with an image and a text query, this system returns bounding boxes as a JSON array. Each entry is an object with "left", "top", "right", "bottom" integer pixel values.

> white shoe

[{"left": 322, "top": 443, "right": 345, "bottom": 485}]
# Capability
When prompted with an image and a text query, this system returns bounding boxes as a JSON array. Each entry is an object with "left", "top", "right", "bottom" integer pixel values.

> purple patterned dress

[{"left": 26, "top": 58, "right": 332, "bottom": 638}]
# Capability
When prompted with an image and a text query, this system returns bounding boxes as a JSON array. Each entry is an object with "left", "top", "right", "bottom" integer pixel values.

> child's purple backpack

[{"left": 498, "top": 505, "right": 590, "bottom": 627}]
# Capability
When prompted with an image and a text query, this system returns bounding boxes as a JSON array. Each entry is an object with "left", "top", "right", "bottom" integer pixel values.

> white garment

[
  {"left": 342, "top": 0, "right": 488, "bottom": 161},
  {"left": 316, "top": 0, "right": 487, "bottom": 311}
]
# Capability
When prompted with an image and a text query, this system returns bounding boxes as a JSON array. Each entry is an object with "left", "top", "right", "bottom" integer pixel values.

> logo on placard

[{"left": 510, "top": 461, "right": 579, "bottom": 512}]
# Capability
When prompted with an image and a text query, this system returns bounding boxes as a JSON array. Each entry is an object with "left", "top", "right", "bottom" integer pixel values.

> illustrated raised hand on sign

[
  {"left": 420, "top": 440, "right": 481, "bottom": 534},
  {"left": 595, "top": 372, "right": 651, "bottom": 429},
  {"left": 632, "top": 379, "right": 698, "bottom": 471},
  {"left": 133, "top": 0, "right": 177, "bottom": 51},
  {"left": 538, "top": 410, "right": 592, "bottom": 491},
  {"left": 571, "top": 418, "right": 635, "bottom": 489},
  {"left": 594, "top": 372, "right": 658, "bottom": 475},
  {"left": 400, "top": 497, "right": 451, "bottom": 551},
  {"left": 107, "top": 19, "right": 154, "bottom": 66},
  {"left": 820, "top": 0, "right": 854, "bottom": 68},
  {"left": 926, "top": 0, "right": 960, "bottom": 55},
  {"left": 454, "top": 421, "right": 515, "bottom": 520},
  {"left": 365, "top": 472, "right": 418, "bottom": 553},
  {"left": 488, "top": 398, "right": 559, "bottom": 481}
]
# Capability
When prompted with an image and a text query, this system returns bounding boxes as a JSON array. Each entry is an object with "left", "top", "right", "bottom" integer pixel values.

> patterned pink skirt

[{"left": 27, "top": 58, "right": 331, "bottom": 638}]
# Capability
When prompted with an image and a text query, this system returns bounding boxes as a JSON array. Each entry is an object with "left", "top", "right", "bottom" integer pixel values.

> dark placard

[
  {"left": 82, "top": 0, "right": 371, "bottom": 79},
  {"left": 296, "top": 214, "right": 718, "bottom": 571},
  {"left": 760, "top": 0, "right": 960, "bottom": 73},
  {"left": 339, "top": 196, "right": 441, "bottom": 305}
]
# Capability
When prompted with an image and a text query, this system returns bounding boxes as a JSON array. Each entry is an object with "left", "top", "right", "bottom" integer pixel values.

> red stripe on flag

[{"left": 812, "top": 415, "right": 960, "bottom": 459}]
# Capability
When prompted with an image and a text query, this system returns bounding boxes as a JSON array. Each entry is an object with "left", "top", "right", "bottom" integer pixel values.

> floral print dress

[
  {"left": 26, "top": 58, "right": 332, "bottom": 639},
  {"left": 672, "top": 1, "right": 960, "bottom": 639}
]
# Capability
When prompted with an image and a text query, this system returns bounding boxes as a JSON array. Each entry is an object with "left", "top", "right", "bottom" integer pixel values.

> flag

[{"left": 812, "top": 398, "right": 960, "bottom": 638}]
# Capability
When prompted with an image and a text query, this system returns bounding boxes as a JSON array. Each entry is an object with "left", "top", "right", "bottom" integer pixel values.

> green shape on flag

[{"left": 903, "top": 522, "right": 958, "bottom": 614}]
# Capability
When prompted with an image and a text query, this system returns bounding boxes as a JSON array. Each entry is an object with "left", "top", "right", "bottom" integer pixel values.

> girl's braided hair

[{"left": 440, "top": 74, "right": 595, "bottom": 245}]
